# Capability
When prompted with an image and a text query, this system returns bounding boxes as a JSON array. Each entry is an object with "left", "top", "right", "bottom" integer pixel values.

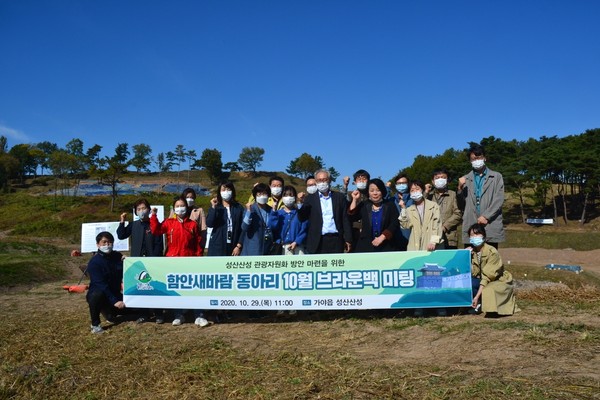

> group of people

[{"left": 85, "top": 143, "right": 517, "bottom": 334}]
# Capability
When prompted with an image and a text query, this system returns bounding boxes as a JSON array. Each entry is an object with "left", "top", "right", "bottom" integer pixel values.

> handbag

[
  {"left": 268, "top": 242, "right": 283, "bottom": 255},
  {"left": 268, "top": 214, "right": 292, "bottom": 256}
]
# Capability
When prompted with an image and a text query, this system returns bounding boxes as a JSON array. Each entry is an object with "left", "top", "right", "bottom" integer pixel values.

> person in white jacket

[{"left": 398, "top": 180, "right": 443, "bottom": 251}]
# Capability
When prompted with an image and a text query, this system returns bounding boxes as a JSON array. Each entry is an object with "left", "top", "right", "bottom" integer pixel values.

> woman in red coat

[
  {"left": 150, "top": 196, "right": 202, "bottom": 257},
  {"left": 150, "top": 196, "right": 207, "bottom": 327}
]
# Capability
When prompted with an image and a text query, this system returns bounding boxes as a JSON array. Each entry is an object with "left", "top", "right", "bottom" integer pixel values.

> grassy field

[
  {"left": 1, "top": 275, "right": 599, "bottom": 399},
  {"left": 1, "top": 175, "right": 600, "bottom": 399}
]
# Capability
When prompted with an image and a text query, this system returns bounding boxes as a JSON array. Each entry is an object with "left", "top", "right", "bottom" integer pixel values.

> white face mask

[
  {"left": 220, "top": 190, "right": 232, "bottom": 201},
  {"left": 410, "top": 191, "right": 423, "bottom": 202},
  {"left": 186, "top": 198, "right": 195, "bottom": 206},
  {"left": 434, "top": 178, "right": 447, "bottom": 190},
  {"left": 396, "top": 183, "right": 408, "bottom": 193},
  {"left": 174, "top": 206, "right": 187, "bottom": 217},
  {"left": 316, "top": 182, "right": 329, "bottom": 193},
  {"left": 98, "top": 244, "right": 113, "bottom": 254},
  {"left": 136, "top": 210, "right": 148, "bottom": 220},
  {"left": 282, "top": 196, "right": 296, "bottom": 207},
  {"left": 356, "top": 181, "right": 367, "bottom": 190},
  {"left": 471, "top": 159, "right": 485, "bottom": 170},
  {"left": 256, "top": 195, "right": 269, "bottom": 205},
  {"left": 306, "top": 185, "right": 317, "bottom": 194},
  {"left": 469, "top": 236, "right": 485, "bottom": 247},
  {"left": 270, "top": 186, "right": 282, "bottom": 197}
]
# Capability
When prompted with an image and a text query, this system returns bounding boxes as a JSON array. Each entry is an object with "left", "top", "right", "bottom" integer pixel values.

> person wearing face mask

[
  {"left": 206, "top": 181, "right": 245, "bottom": 256},
  {"left": 181, "top": 188, "right": 207, "bottom": 255},
  {"left": 247, "top": 176, "right": 286, "bottom": 210},
  {"left": 341, "top": 169, "right": 370, "bottom": 200},
  {"left": 297, "top": 175, "right": 317, "bottom": 205},
  {"left": 398, "top": 180, "right": 443, "bottom": 252},
  {"left": 117, "top": 198, "right": 165, "bottom": 324},
  {"left": 150, "top": 197, "right": 205, "bottom": 327},
  {"left": 343, "top": 169, "right": 371, "bottom": 252},
  {"left": 391, "top": 173, "right": 414, "bottom": 251},
  {"left": 240, "top": 183, "right": 274, "bottom": 256},
  {"left": 268, "top": 176, "right": 285, "bottom": 210},
  {"left": 458, "top": 143, "right": 505, "bottom": 249},
  {"left": 150, "top": 197, "right": 202, "bottom": 257},
  {"left": 268, "top": 185, "right": 309, "bottom": 256},
  {"left": 467, "top": 223, "right": 517, "bottom": 317},
  {"left": 117, "top": 198, "right": 164, "bottom": 257},
  {"left": 86, "top": 232, "right": 126, "bottom": 334},
  {"left": 297, "top": 169, "right": 352, "bottom": 254},
  {"left": 427, "top": 169, "right": 462, "bottom": 249},
  {"left": 348, "top": 178, "right": 399, "bottom": 252}
]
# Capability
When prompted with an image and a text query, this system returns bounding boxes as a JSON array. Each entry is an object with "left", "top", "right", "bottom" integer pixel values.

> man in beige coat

[{"left": 427, "top": 168, "right": 462, "bottom": 249}]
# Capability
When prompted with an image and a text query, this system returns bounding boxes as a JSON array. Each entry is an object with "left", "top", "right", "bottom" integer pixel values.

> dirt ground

[
  {"left": 2, "top": 245, "right": 600, "bottom": 399},
  {"left": 499, "top": 247, "right": 600, "bottom": 275},
  {"left": 54, "top": 248, "right": 600, "bottom": 376}
]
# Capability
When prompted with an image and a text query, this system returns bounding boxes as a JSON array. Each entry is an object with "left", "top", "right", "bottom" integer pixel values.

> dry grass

[
  {"left": 517, "top": 284, "right": 600, "bottom": 302},
  {"left": 1, "top": 281, "right": 600, "bottom": 400}
]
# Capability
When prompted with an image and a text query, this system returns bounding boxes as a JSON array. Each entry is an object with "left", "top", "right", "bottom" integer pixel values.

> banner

[{"left": 124, "top": 250, "right": 473, "bottom": 310}]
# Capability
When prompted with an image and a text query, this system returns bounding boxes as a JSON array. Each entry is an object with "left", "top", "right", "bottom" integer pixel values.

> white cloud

[{"left": 0, "top": 124, "right": 31, "bottom": 143}]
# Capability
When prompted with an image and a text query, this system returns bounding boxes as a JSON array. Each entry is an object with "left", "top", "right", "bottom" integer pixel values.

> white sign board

[{"left": 81, "top": 222, "right": 129, "bottom": 253}]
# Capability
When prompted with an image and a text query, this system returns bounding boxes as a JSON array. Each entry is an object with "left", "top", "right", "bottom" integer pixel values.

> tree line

[
  {"left": 1, "top": 128, "right": 599, "bottom": 224},
  {"left": 396, "top": 129, "right": 600, "bottom": 226}
]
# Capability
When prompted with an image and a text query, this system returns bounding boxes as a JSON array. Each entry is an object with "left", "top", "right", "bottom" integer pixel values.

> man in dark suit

[{"left": 297, "top": 169, "right": 352, "bottom": 254}]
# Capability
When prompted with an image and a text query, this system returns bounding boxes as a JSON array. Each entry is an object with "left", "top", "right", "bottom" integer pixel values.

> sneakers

[
  {"left": 101, "top": 311, "right": 116, "bottom": 324},
  {"left": 155, "top": 317, "right": 164, "bottom": 324},
  {"left": 90, "top": 325, "right": 104, "bottom": 334},
  {"left": 194, "top": 317, "right": 209, "bottom": 327},
  {"left": 277, "top": 310, "right": 297, "bottom": 316},
  {"left": 172, "top": 317, "right": 184, "bottom": 326}
]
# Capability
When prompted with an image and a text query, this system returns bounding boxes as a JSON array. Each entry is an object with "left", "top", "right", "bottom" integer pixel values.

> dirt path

[{"left": 499, "top": 248, "right": 600, "bottom": 275}]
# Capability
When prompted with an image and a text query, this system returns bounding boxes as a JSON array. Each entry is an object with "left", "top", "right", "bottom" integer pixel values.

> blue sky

[{"left": 1, "top": 0, "right": 599, "bottom": 185}]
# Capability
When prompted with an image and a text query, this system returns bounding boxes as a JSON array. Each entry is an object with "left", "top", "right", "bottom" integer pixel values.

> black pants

[
  {"left": 317, "top": 234, "right": 344, "bottom": 254},
  {"left": 86, "top": 290, "right": 117, "bottom": 326}
]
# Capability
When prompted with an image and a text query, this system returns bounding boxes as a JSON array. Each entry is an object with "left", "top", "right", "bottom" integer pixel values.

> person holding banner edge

[
  {"left": 86, "top": 231, "right": 126, "bottom": 334},
  {"left": 467, "top": 223, "right": 517, "bottom": 317}
]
